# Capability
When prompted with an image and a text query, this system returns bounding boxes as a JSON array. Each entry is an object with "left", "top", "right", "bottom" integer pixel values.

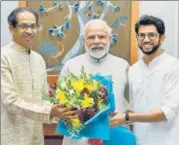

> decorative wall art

[{"left": 20, "top": 1, "right": 138, "bottom": 75}]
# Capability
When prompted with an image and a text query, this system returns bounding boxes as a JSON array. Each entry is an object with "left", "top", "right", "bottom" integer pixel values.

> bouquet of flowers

[{"left": 43, "top": 66, "right": 115, "bottom": 140}]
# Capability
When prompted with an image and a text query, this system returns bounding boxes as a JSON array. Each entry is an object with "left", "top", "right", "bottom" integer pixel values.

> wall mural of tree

[{"left": 27, "top": 1, "right": 133, "bottom": 75}]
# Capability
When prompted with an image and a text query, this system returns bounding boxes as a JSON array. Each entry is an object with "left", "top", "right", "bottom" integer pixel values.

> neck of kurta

[
  {"left": 11, "top": 40, "right": 31, "bottom": 54},
  {"left": 86, "top": 52, "right": 109, "bottom": 64},
  {"left": 143, "top": 49, "right": 164, "bottom": 65}
]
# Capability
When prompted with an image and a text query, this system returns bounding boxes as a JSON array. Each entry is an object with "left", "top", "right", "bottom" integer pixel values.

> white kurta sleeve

[
  {"left": 161, "top": 63, "right": 179, "bottom": 124},
  {"left": 1, "top": 54, "right": 52, "bottom": 124}
]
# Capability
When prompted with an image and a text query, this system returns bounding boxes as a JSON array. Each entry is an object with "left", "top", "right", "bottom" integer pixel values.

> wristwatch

[{"left": 125, "top": 111, "right": 130, "bottom": 124}]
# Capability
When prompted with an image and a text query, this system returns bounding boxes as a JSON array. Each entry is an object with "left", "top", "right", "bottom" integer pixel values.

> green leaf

[
  {"left": 71, "top": 73, "right": 78, "bottom": 80},
  {"left": 43, "top": 95, "right": 50, "bottom": 101}
]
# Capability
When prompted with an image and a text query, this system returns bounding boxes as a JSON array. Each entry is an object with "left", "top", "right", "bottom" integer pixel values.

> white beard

[{"left": 85, "top": 42, "right": 110, "bottom": 59}]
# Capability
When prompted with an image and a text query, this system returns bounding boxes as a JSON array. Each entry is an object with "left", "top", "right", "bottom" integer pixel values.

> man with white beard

[{"left": 60, "top": 19, "right": 130, "bottom": 145}]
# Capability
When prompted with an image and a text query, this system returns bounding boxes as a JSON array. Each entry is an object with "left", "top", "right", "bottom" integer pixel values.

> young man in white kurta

[
  {"left": 129, "top": 51, "right": 179, "bottom": 145},
  {"left": 61, "top": 19, "right": 129, "bottom": 145},
  {"left": 110, "top": 15, "right": 179, "bottom": 145}
]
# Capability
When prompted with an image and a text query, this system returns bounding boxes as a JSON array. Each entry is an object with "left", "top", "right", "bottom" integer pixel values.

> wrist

[
  {"left": 125, "top": 111, "right": 134, "bottom": 124},
  {"left": 125, "top": 111, "right": 130, "bottom": 124}
]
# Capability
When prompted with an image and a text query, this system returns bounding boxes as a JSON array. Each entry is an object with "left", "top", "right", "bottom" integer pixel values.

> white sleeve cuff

[{"left": 161, "top": 106, "right": 175, "bottom": 124}]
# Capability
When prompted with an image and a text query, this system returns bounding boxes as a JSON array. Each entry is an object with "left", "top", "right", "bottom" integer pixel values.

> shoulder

[
  {"left": 60, "top": 54, "right": 86, "bottom": 76},
  {"left": 165, "top": 53, "right": 179, "bottom": 74},
  {"left": 165, "top": 53, "right": 179, "bottom": 66},
  {"left": 1, "top": 43, "right": 14, "bottom": 64},
  {"left": 64, "top": 53, "right": 86, "bottom": 67},
  {"left": 108, "top": 54, "right": 129, "bottom": 67},
  {"left": 1, "top": 43, "right": 13, "bottom": 57},
  {"left": 128, "top": 60, "right": 141, "bottom": 75}
]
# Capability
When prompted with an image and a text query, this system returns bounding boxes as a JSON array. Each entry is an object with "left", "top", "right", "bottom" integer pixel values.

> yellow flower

[
  {"left": 56, "top": 90, "right": 67, "bottom": 103},
  {"left": 71, "top": 79, "right": 85, "bottom": 92},
  {"left": 71, "top": 118, "right": 82, "bottom": 129},
  {"left": 81, "top": 94, "right": 94, "bottom": 108},
  {"left": 98, "top": 98, "right": 105, "bottom": 109},
  {"left": 85, "top": 83, "right": 94, "bottom": 93}
]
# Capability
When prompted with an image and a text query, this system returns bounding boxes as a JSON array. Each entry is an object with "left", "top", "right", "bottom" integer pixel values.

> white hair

[{"left": 83, "top": 19, "right": 112, "bottom": 37}]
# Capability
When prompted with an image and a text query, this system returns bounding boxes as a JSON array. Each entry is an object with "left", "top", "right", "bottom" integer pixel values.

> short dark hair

[
  {"left": 8, "top": 7, "right": 39, "bottom": 27},
  {"left": 135, "top": 15, "right": 165, "bottom": 35}
]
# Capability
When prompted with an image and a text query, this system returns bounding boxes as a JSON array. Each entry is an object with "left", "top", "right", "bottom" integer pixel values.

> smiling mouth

[
  {"left": 92, "top": 47, "right": 104, "bottom": 51},
  {"left": 23, "top": 36, "right": 34, "bottom": 41},
  {"left": 144, "top": 44, "right": 152, "bottom": 46}
]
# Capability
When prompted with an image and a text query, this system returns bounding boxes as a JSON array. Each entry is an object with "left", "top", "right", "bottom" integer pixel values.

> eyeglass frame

[
  {"left": 136, "top": 32, "right": 160, "bottom": 41},
  {"left": 16, "top": 23, "right": 38, "bottom": 30}
]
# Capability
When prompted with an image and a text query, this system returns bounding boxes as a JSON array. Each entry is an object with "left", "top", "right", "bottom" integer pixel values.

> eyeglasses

[
  {"left": 137, "top": 32, "right": 160, "bottom": 41},
  {"left": 16, "top": 23, "right": 38, "bottom": 30}
]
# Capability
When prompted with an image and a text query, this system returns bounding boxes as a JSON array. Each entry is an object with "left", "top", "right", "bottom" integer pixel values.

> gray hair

[{"left": 83, "top": 19, "right": 112, "bottom": 37}]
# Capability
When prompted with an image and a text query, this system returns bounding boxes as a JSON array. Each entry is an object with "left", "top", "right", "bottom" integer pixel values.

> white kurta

[
  {"left": 60, "top": 53, "right": 129, "bottom": 145},
  {"left": 1, "top": 41, "right": 52, "bottom": 145},
  {"left": 128, "top": 51, "right": 179, "bottom": 145}
]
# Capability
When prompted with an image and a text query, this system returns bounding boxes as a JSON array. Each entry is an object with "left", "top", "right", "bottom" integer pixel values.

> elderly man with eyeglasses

[
  {"left": 1, "top": 7, "right": 78, "bottom": 145},
  {"left": 110, "top": 15, "right": 179, "bottom": 145}
]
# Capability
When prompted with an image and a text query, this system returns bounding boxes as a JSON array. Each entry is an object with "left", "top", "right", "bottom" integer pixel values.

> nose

[
  {"left": 93, "top": 36, "right": 100, "bottom": 44},
  {"left": 143, "top": 35, "right": 150, "bottom": 42},
  {"left": 25, "top": 27, "right": 33, "bottom": 34}
]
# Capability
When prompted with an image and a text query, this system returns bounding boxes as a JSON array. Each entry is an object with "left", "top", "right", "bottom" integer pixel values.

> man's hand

[
  {"left": 110, "top": 112, "right": 126, "bottom": 128},
  {"left": 51, "top": 103, "right": 78, "bottom": 121}
]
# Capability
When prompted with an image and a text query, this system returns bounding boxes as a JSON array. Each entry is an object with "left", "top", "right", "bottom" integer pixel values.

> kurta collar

[
  {"left": 140, "top": 49, "right": 166, "bottom": 69},
  {"left": 85, "top": 52, "right": 109, "bottom": 64},
  {"left": 10, "top": 41, "right": 31, "bottom": 54}
]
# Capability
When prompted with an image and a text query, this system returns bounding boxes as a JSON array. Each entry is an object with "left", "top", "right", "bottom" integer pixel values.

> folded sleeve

[
  {"left": 161, "top": 62, "right": 179, "bottom": 124},
  {"left": 1, "top": 54, "right": 52, "bottom": 124}
]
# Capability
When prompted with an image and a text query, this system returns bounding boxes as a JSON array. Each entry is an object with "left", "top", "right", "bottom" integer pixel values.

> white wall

[
  {"left": 139, "top": 1, "right": 179, "bottom": 59},
  {"left": 1, "top": 1, "right": 18, "bottom": 47}
]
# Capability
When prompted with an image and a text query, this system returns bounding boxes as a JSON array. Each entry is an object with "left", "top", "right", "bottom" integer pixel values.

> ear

[
  {"left": 37, "top": 23, "right": 43, "bottom": 31},
  {"left": 9, "top": 25, "right": 15, "bottom": 35},
  {"left": 160, "top": 34, "right": 166, "bottom": 42}
]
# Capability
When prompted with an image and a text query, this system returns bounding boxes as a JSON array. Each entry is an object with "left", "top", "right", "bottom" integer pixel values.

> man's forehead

[
  {"left": 17, "top": 11, "right": 36, "bottom": 23},
  {"left": 138, "top": 25, "right": 158, "bottom": 33},
  {"left": 86, "top": 28, "right": 108, "bottom": 37},
  {"left": 86, "top": 22, "right": 108, "bottom": 31},
  {"left": 87, "top": 32, "right": 107, "bottom": 36}
]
